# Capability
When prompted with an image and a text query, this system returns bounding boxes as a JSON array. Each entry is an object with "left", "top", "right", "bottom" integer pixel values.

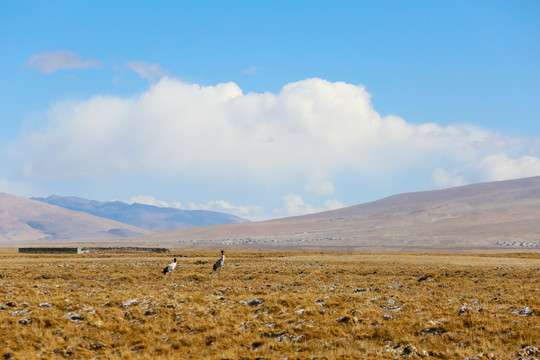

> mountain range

[
  {"left": 138, "top": 176, "right": 540, "bottom": 251},
  {"left": 32, "top": 195, "right": 247, "bottom": 231},
  {"left": 3, "top": 176, "right": 540, "bottom": 250},
  {"left": 0, "top": 192, "right": 150, "bottom": 244},
  {"left": 0, "top": 194, "right": 246, "bottom": 245}
]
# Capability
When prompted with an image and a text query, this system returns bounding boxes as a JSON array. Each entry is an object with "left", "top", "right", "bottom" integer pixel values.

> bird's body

[
  {"left": 163, "top": 258, "right": 177, "bottom": 275},
  {"left": 213, "top": 250, "right": 225, "bottom": 271}
]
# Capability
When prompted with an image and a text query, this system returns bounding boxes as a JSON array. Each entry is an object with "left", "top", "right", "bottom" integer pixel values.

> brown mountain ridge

[
  {"left": 0, "top": 192, "right": 151, "bottom": 245},
  {"left": 3, "top": 176, "right": 540, "bottom": 250},
  {"left": 138, "top": 176, "right": 540, "bottom": 250}
]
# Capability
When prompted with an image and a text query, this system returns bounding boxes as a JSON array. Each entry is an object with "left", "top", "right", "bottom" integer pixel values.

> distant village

[
  {"left": 178, "top": 236, "right": 345, "bottom": 246},
  {"left": 496, "top": 241, "right": 540, "bottom": 248}
]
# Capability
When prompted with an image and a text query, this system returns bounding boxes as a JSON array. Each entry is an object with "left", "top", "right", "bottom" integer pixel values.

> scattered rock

[
  {"left": 119, "top": 299, "right": 139, "bottom": 308},
  {"left": 382, "top": 313, "right": 393, "bottom": 320},
  {"left": 289, "top": 334, "right": 305, "bottom": 343},
  {"left": 65, "top": 313, "right": 84, "bottom": 322},
  {"left": 418, "top": 275, "right": 433, "bottom": 282},
  {"left": 11, "top": 309, "right": 29, "bottom": 316},
  {"left": 420, "top": 328, "right": 441, "bottom": 335},
  {"left": 247, "top": 299, "right": 264, "bottom": 307},
  {"left": 464, "top": 352, "right": 497, "bottom": 359},
  {"left": 262, "top": 330, "right": 286, "bottom": 338},
  {"left": 458, "top": 305, "right": 468, "bottom": 316},
  {"left": 402, "top": 345, "right": 418, "bottom": 357},
  {"left": 509, "top": 306, "right": 535, "bottom": 317},
  {"left": 39, "top": 303, "right": 51, "bottom": 307},
  {"left": 18, "top": 317, "right": 32, "bottom": 325},
  {"left": 516, "top": 345, "right": 540, "bottom": 357},
  {"left": 5, "top": 302, "right": 16, "bottom": 307},
  {"left": 354, "top": 288, "right": 367, "bottom": 293}
]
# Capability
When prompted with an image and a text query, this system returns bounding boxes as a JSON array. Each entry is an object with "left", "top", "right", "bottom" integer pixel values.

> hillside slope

[
  {"left": 0, "top": 193, "right": 151, "bottom": 244},
  {"left": 138, "top": 176, "right": 540, "bottom": 250}
]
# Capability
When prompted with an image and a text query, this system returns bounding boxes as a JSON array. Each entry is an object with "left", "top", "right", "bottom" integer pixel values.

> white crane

[
  {"left": 163, "top": 258, "right": 177, "bottom": 275},
  {"left": 213, "top": 250, "right": 225, "bottom": 271}
]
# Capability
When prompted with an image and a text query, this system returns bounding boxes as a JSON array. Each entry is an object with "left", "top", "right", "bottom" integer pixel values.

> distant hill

[
  {"left": 135, "top": 176, "right": 540, "bottom": 251},
  {"left": 6, "top": 177, "right": 540, "bottom": 251},
  {"left": 0, "top": 193, "right": 150, "bottom": 244},
  {"left": 31, "top": 195, "right": 247, "bottom": 232}
]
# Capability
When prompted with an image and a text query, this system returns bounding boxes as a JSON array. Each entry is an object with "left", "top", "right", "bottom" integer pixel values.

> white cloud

[
  {"left": 14, "top": 77, "right": 531, "bottom": 202},
  {"left": 305, "top": 178, "right": 335, "bottom": 196},
  {"left": 449, "top": 154, "right": 540, "bottom": 184},
  {"left": 125, "top": 195, "right": 266, "bottom": 220},
  {"left": 126, "top": 60, "right": 170, "bottom": 82},
  {"left": 185, "top": 200, "right": 265, "bottom": 220},
  {"left": 281, "top": 194, "right": 316, "bottom": 217},
  {"left": 278, "top": 194, "right": 344, "bottom": 218},
  {"left": 324, "top": 199, "right": 345, "bottom": 211},
  {"left": 122, "top": 194, "right": 343, "bottom": 221},
  {"left": 431, "top": 168, "right": 467, "bottom": 188},
  {"left": 127, "top": 195, "right": 182, "bottom": 208},
  {"left": 25, "top": 49, "right": 101, "bottom": 74}
]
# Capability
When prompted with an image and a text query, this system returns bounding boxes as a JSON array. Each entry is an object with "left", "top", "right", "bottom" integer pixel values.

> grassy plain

[{"left": 0, "top": 250, "right": 539, "bottom": 359}]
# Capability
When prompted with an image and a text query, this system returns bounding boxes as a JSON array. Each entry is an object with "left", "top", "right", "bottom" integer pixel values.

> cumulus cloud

[
  {"left": 281, "top": 194, "right": 316, "bottom": 217},
  {"left": 14, "top": 77, "right": 537, "bottom": 212},
  {"left": 184, "top": 200, "right": 266, "bottom": 220},
  {"left": 127, "top": 195, "right": 182, "bottom": 208},
  {"left": 123, "top": 193, "right": 340, "bottom": 220},
  {"left": 431, "top": 168, "right": 467, "bottom": 188},
  {"left": 433, "top": 154, "right": 540, "bottom": 187},
  {"left": 126, "top": 60, "right": 170, "bottom": 82},
  {"left": 278, "top": 194, "right": 345, "bottom": 218},
  {"left": 25, "top": 49, "right": 101, "bottom": 74}
]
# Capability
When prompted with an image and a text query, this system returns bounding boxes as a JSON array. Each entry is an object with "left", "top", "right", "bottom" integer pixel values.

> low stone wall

[
  {"left": 82, "top": 247, "right": 169, "bottom": 253},
  {"left": 18, "top": 247, "right": 83, "bottom": 254},
  {"left": 18, "top": 247, "right": 170, "bottom": 254}
]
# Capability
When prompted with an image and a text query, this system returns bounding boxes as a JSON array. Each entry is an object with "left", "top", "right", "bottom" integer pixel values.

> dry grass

[{"left": 0, "top": 250, "right": 539, "bottom": 359}]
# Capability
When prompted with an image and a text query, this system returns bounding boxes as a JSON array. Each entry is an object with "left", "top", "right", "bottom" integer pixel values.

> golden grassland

[{"left": 0, "top": 250, "right": 539, "bottom": 359}]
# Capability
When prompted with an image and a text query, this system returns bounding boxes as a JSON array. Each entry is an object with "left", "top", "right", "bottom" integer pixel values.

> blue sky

[{"left": 1, "top": 1, "right": 539, "bottom": 220}]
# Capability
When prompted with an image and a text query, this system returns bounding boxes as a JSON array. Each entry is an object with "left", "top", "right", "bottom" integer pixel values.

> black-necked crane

[
  {"left": 213, "top": 250, "right": 225, "bottom": 271},
  {"left": 163, "top": 258, "right": 177, "bottom": 275}
]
